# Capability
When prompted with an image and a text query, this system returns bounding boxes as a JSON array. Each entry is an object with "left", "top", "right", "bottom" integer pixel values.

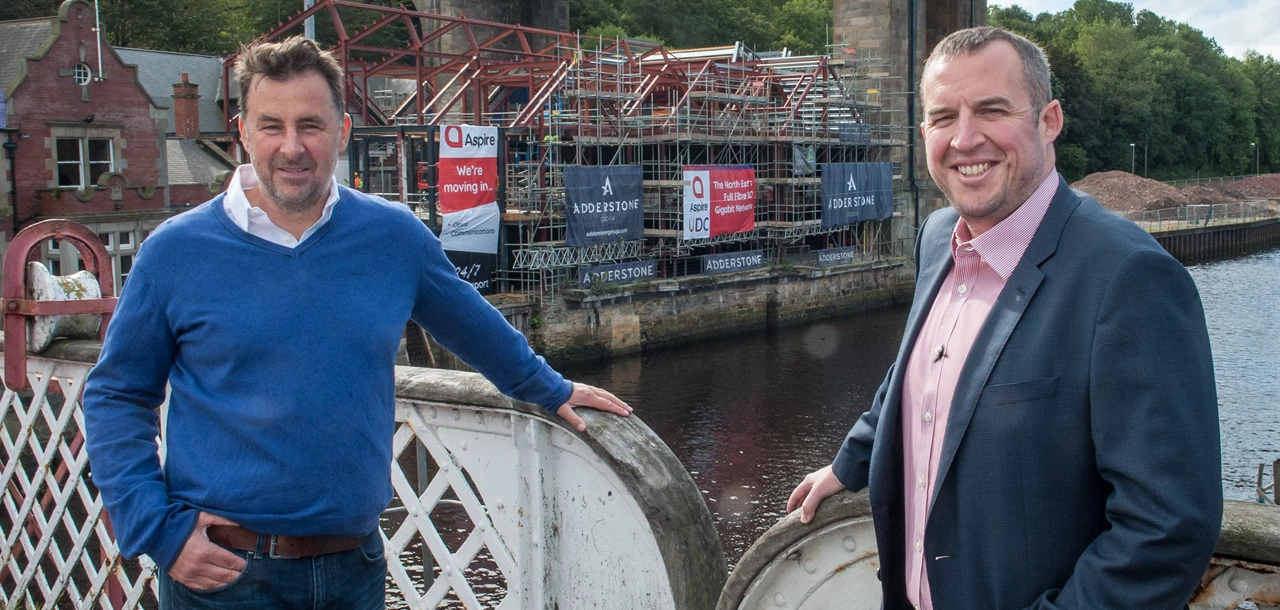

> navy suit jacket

[{"left": 831, "top": 176, "right": 1222, "bottom": 609}]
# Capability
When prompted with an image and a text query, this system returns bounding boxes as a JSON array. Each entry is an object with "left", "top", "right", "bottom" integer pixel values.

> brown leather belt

[{"left": 206, "top": 525, "right": 367, "bottom": 558}]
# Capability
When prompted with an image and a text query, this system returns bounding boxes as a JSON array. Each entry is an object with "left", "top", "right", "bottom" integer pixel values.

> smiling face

[
  {"left": 238, "top": 70, "right": 351, "bottom": 215},
  {"left": 920, "top": 40, "right": 1062, "bottom": 236}
]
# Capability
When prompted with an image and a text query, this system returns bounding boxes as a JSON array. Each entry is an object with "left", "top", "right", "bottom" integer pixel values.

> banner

[
  {"left": 815, "top": 246, "right": 857, "bottom": 268},
  {"left": 821, "top": 162, "right": 894, "bottom": 228},
  {"left": 0, "top": 91, "right": 6, "bottom": 129},
  {"left": 445, "top": 250, "right": 496, "bottom": 294},
  {"left": 438, "top": 124, "right": 498, "bottom": 215},
  {"left": 439, "top": 125, "right": 500, "bottom": 294},
  {"left": 702, "top": 250, "right": 766, "bottom": 275},
  {"left": 792, "top": 145, "right": 816, "bottom": 176},
  {"left": 683, "top": 165, "right": 756, "bottom": 239},
  {"left": 578, "top": 260, "right": 657, "bottom": 288},
  {"left": 564, "top": 165, "right": 644, "bottom": 246},
  {"left": 439, "top": 203, "right": 500, "bottom": 253},
  {"left": 839, "top": 122, "right": 872, "bottom": 145}
]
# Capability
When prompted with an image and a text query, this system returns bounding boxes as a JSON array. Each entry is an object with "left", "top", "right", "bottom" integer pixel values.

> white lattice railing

[{"left": 0, "top": 338, "right": 726, "bottom": 609}]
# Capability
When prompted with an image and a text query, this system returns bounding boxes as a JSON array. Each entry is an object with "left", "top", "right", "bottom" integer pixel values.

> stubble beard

[
  {"left": 260, "top": 171, "right": 329, "bottom": 215},
  {"left": 255, "top": 154, "right": 333, "bottom": 215}
]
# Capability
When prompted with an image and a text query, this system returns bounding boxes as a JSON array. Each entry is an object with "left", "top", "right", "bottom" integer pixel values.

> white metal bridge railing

[{"left": 0, "top": 338, "right": 727, "bottom": 609}]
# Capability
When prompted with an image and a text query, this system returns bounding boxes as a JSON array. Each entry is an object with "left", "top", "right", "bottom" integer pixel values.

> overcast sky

[{"left": 992, "top": 0, "right": 1279, "bottom": 60}]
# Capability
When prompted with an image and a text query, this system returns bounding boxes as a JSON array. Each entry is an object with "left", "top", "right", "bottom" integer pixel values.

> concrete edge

[
  {"left": 716, "top": 490, "right": 872, "bottom": 610},
  {"left": 0, "top": 334, "right": 104, "bottom": 364},
  {"left": 394, "top": 366, "right": 729, "bottom": 610},
  {"left": 1218, "top": 500, "right": 1280, "bottom": 565},
  {"left": 561, "top": 257, "right": 912, "bottom": 304}
]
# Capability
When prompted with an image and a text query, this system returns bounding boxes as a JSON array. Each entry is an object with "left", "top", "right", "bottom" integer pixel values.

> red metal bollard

[{"left": 1, "top": 219, "right": 117, "bottom": 391}]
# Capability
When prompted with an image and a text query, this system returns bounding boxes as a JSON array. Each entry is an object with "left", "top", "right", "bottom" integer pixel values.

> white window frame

[
  {"left": 56, "top": 138, "right": 83, "bottom": 188},
  {"left": 87, "top": 138, "right": 114, "bottom": 185},
  {"left": 56, "top": 137, "right": 114, "bottom": 188},
  {"left": 73, "top": 63, "right": 92, "bottom": 85}
]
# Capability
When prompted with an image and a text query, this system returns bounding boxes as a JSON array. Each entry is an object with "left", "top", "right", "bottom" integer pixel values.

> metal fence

[
  {"left": 1121, "top": 201, "right": 1277, "bottom": 233},
  {"left": 1164, "top": 174, "right": 1262, "bottom": 188},
  {"left": 0, "top": 343, "right": 725, "bottom": 609}
]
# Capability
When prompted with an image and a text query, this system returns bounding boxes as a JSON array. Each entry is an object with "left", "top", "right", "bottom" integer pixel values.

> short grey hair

[{"left": 922, "top": 26, "right": 1052, "bottom": 111}]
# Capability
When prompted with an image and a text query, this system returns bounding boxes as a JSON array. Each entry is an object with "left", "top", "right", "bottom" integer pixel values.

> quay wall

[
  {"left": 530, "top": 258, "right": 915, "bottom": 365},
  {"left": 1153, "top": 217, "right": 1280, "bottom": 264},
  {"left": 474, "top": 218, "right": 1280, "bottom": 367}
]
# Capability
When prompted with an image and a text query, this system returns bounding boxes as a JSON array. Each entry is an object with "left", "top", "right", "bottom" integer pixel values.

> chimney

[{"left": 172, "top": 73, "right": 200, "bottom": 139}]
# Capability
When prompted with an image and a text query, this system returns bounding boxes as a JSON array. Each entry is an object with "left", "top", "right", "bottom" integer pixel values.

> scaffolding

[{"left": 238, "top": 2, "right": 909, "bottom": 300}]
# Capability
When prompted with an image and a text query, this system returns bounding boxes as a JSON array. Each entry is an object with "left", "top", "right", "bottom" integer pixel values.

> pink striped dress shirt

[{"left": 901, "top": 172, "right": 1059, "bottom": 609}]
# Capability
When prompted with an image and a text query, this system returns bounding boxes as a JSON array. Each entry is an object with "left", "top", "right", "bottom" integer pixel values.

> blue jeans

[{"left": 158, "top": 531, "right": 386, "bottom": 609}]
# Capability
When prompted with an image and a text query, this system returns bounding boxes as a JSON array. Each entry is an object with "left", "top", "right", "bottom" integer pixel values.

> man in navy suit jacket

[{"left": 788, "top": 26, "right": 1221, "bottom": 609}]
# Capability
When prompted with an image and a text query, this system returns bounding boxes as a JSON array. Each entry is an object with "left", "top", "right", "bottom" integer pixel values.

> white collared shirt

[{"left": 222, "top": 164, "right": 340, "bottom": 248}]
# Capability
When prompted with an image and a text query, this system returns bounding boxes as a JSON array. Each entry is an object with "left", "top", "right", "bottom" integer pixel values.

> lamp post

[
  {"left": 1252, "top": 142, "right": 1259, "bottom": 175},
  {"left": 1130, "top": 143, "right": 1135, "bottom": 175}
]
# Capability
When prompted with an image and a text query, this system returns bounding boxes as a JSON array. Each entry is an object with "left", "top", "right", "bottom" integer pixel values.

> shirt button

[
  {"left": 918, "top": 475, "right": 926, "bottom": 488},
  {"left": 932, "top": 345, "right": 945, "bottom": 361},
  {"left": 958, "top": 284, "right": 967, "bottom": 294},
  {"left": 915, "top": 539, "right": 922, "bottom": 552},
  {"left": 924, "top": 411, "right": 933, "bottom": 422}
]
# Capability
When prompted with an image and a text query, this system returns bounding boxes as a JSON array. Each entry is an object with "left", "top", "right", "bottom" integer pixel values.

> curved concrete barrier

[
  {"left": 720, "top": 495, "right": 1280, "bottom": 610},
  {"left": 716, "top": 490, "right": 880, "bottom": 610},
  {"left": 393, "top": 366, "right": 728, "bottom": 610}
]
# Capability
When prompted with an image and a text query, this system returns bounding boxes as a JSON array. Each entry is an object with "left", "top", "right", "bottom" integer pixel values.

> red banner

[
  {"left": 438, "top": 125, "right": 498, "bottom": 214},
  {"left": 683, "top": 165, "right": 756, "bottom": 239}
]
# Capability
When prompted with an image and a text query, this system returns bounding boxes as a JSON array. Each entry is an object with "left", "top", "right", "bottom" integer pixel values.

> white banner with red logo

[
  {"left": 682, "top": 165, "right": 756, "bottom": 239},
  {"left": 439, "top": 125, "right": 499, "bottom": 254}
]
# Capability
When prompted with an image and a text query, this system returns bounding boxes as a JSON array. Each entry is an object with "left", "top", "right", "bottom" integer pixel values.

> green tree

[
  {"left": 774, "top": 0, "right": 832, "bottom": 55},
  {"left": 0, "top": 0, "right": 63, "bottom": 21},
  {"left": 1242, "top": 51, "right": 1280, "bottom": 173}
]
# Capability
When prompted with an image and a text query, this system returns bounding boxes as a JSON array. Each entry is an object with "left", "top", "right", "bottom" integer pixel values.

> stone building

[
  {"left": 0, "top": 0, "right": 233, "bottom": 287},
  {"left": 834, "top": 0, "right": 987, "bottom": 224}
]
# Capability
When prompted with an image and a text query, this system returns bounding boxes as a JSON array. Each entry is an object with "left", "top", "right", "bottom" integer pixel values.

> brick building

[{"left": 0, "top": 0, "right": 232, "bottom": 288}]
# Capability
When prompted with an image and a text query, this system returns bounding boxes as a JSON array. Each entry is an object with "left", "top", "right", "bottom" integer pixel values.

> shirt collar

[
  {"left": 951, "top": 171, "right": 1059, "bottom": 280},
  {"left": 222, "top": 164, "right": 340, "bottom": 234}
]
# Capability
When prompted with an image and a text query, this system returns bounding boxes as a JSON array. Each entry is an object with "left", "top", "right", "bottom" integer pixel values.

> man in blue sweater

[{"left": 82, "top": 36, "right": 632, "bottom": 609}]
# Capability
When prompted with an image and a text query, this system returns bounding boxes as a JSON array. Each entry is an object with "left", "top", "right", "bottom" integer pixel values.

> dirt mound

[
  {"left": 1180, "top": 184, "right": 1240, "bottom": 205},
  {"left": 1071, "top": 171, "right": 1188, "bottom": 211},
  {"left": 1225, "top": 174, "right": 1280, "bottom": 199}
]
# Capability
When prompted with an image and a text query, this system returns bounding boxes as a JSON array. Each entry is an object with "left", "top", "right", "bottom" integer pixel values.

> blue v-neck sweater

[{"left": 83, "top": 187, "right": 572, "bottom": 571}]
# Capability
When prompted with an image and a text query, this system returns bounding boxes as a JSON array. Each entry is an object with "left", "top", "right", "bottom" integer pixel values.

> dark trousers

[{"left": 158, "top": 531, "right": 386, "bottom": 609}]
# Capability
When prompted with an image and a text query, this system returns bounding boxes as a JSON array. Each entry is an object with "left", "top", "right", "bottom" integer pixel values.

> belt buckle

[{"left": 268, "top": 535, "right": 283, "bottom": 559}]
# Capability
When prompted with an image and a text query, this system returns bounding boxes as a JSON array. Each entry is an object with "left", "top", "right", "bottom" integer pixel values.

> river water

[{"left": 563, "top": 247, "right": 1280, "bottom": 567}]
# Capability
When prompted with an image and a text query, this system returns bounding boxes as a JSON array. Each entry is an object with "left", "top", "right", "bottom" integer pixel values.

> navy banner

[
  {"left": 702, "top": 250, "right": 766, "bottom": 275},
  {"left": 445, "top": 250, "right": 496, "bottom": 295},
  {"left": 839, "top": 122, "right": 872, "bottom": 145},
  {"left": 815, "top": 246, "right": 857, "bottom": 267},
  {"left": 564, "top": 165, "right": 645, "bottom": 246},
  {"left": 821, "top": 162, "right": 894, "bottom": 228},
  {"left": 578, "top": 260, "right": 657, "bottom": 288}
]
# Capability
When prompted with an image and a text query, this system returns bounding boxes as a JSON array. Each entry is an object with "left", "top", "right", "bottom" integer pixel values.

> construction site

[{"left": 217, "top": 1, "right": 927, "bottom": 359}]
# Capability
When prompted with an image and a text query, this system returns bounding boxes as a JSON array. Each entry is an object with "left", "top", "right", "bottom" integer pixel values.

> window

[
  {"left": 103, "top": 230, "right": 136, "bottom": 288},
  {"left": 73, "top": 63, "right": 92, "bottom": 85},
  {"left": 116, "top": 254, "right": 133, "bottom": 285},
  {"left": 57, "top": 139, "right": 82, "bottom": 187},
  {"left": 44, "top": 239, "right": 62, "bottom": 276},
  {"left": 88, "top": 139, "right": 113, "bottom": 184},
  {"left": 56, "top": 138, "right": 113, "bottom": 188}
]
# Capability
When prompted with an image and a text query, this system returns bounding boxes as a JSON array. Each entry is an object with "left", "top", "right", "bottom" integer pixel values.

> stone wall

[{"left": 531, "top": 259, "right": 915, "bottom": 365}]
